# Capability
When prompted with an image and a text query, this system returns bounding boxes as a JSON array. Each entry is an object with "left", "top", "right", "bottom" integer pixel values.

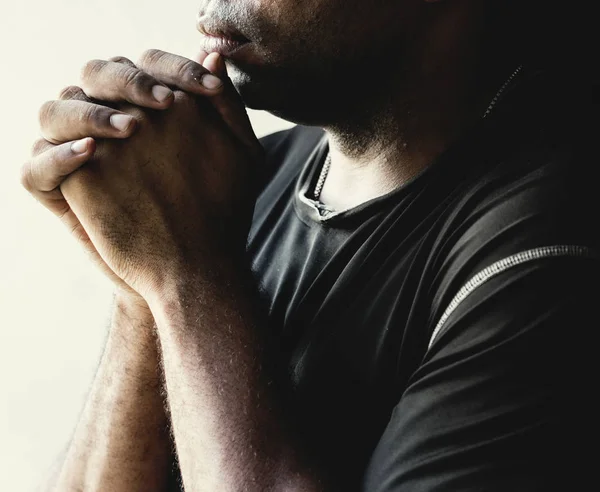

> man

[{"left": 21, "top": 0, "right": 598, "bottom": 490}]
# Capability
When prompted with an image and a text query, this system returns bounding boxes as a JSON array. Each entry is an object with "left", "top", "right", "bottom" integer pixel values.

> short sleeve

[{"left": 363, "top": 257, "right": 599, "bottom": 491}]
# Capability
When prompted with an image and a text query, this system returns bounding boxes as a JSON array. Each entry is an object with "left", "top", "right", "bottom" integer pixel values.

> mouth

[{"left": 197, "top": 17, "right": 251, "bottom": 57}]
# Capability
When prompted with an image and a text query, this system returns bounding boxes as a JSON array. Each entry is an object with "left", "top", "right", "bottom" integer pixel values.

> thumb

[
  {"left": 201, "top": 53, "right": 259, "bottom": 151},
  {"left": 191, "top": 50, "right": 210, "bottom": 66}
]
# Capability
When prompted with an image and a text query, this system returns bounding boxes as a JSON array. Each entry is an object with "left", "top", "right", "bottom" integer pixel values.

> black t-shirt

[{"left": 246, "top": 69, "right": 600, "bottom": 491}]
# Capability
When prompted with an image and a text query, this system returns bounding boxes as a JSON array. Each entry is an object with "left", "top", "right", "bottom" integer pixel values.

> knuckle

[
  {"left": 58, "top": 85, "right": 84, "bottom": 100},
  {"left": 177, "top": 59, "right": 202, "bottom": 82},
  {"left": 80, "top": 103, "right": 107, "bottom": 129},
  {"left": 38, "top": 100, "right": 58, "bottom": 128},
  {"left": 122, "top": 67, "right": 150, "bottom": 94},
  {"left": 79, "top": 59, "right": 106, "bottom": 86},
  {"left": 55, "top": 202, "right": 71, "bottom": 221},
  {"left": 19, "top": 161, "right": 33, "bottom": 192},
  {"left": 31, "top": 138, "right": 49, "bottom": 157},
  {"left": 108, "top": 55, "right": 134, "bottom": 65},
  {"left": 138, "top": 48, "right": 165, "bottom": 69}
]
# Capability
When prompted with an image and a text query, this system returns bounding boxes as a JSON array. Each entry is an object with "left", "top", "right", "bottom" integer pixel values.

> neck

[{"left": 319, "top": 4, "right": 517, "bottom": 210}]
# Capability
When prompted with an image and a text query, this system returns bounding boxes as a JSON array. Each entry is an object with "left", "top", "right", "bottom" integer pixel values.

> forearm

[
  {"left": 53, "top": 292, "right": 175, "bottom": 492},
  {"left": 149, "top": 263, "right": 324, "bottom": 492}
]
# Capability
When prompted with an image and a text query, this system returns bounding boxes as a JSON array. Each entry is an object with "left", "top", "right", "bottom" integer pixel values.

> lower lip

[{"left": 199, "top": 35, "right": 251, "bottom": 59}]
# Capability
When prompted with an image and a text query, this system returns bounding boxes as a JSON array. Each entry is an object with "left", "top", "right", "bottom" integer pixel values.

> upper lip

[{"left": 196, "top": 17, "right": 249, "bottom": 43}]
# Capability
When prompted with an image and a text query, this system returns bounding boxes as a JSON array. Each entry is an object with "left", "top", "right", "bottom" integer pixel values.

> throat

[
  {"left": 318, "top": 81, "right": 469, "bottom": 211},
  {"left": 318, "top": 63, "right": 524, "bottom": 212},
  {"left": 316, "top": 146, "right": 424, "bottom": 212},
  {"left": 317, "top": 124, "right": 448, "bottom": 212}
]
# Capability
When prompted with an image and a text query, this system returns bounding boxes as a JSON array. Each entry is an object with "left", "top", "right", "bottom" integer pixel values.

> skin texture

[
  {"left": 199, "top": 0, "right": 424, "bottom": 121},
  {"left": 197, "top": 0, "right": 516, "bottom": 210},
  {"left": 24, "top": 53, "right": 241, "bottom": 492},
  {"left": 51, "top": 292, "right": 176, "bottom": 492},
  {"left": 20, "top": 1, "right": 552, "bottom": 491},
  {"left": 50, "top": 53, "right": 319, "bottom": 489}
]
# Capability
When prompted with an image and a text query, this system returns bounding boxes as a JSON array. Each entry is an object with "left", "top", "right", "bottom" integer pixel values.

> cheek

[
  {"left": 249, "top": 0, "right": 331, "bottom": 36},
  {"left": 236, "top": 0, "right": 410, "bottom": 69}
]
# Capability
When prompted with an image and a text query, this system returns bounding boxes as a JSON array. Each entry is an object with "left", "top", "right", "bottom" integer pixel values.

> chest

[
  {"left": 248, "top": 199, "right": 443, "bottom": 398},
  {"left": 247, "top": 200, "right": 447, "bottom": 477}
]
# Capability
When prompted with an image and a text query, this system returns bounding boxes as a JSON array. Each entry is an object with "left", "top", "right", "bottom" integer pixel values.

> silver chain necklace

[{"left": 313, "top": 65, "right": 524, "bottom": 201}]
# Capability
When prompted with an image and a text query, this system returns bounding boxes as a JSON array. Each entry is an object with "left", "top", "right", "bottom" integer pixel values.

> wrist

[
  {"left": 146, "top": 256, "right": 255, "bottom": 336},
  {"left": 147, "top": 254, "right": 244, "bottom": 309},
  {"left": 110, "top": 288, "right": 158, "bottom": 354},
  {"left": 114, "top": 288, "right": 152, "bottom": 317}
]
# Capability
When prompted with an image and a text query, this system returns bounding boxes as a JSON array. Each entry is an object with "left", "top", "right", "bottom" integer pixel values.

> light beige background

[{"left": 0, "top": 2, "right": 293, "bottom": 490}]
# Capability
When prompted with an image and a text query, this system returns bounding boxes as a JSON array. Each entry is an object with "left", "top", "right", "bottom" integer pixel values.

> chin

[
  {"left": 228, "top": 64, "right": 342, "bottom": 127},
  {"left": 228, "top": 69, "right": 267, "bottom": 110}
]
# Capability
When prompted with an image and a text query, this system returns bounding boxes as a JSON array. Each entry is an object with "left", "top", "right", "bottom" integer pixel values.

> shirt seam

[{"left": 427, "top": 245, "right": 599, "bottom": 351}]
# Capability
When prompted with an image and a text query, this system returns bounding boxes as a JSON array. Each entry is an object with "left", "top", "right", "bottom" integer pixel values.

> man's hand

[
  {"left": 54, "top": 51, "right": 263, "bottom": 301},
  {"left": 20, "top": 50, "right": 253, "bottom": 296},
  {"left": 20, "top": 49, "right": 268, "bottom": 491}
]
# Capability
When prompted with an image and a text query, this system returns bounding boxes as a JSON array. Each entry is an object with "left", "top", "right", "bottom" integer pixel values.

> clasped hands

[{"left": 21, "top": 50, "right": 264, "bottom": 305}]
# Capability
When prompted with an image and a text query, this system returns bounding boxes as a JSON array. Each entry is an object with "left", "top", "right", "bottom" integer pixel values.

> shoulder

[
  {"left": 427, "top": 82, "right": 600, "bottom": 336},
  {"left": 445, "top": 130, "right": 597, "bottom": 264}
]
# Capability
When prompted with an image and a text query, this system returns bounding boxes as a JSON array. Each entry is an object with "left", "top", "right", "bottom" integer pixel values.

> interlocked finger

[
  {"left": 80, "top": 58, "right": 174, "bottom": 109},
  {"left": 38, "top": 99, "right": 137, "bottom": 144},
  {"left": 58, "top": 85, "right": 94, "bottom": 103},
  {"left": 21, "top": 138, "right": 95, "bottom": 213}
]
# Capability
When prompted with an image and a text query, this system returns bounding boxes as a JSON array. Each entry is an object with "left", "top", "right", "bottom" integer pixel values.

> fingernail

[
  {"left": 110, "top": 114, "right": 134, "bottom": 132},
  {"left": 201, "top": 74, "right": 223, "bottom": 90},
  {"left": 71, "top": 138, "right": 88, "bottom": 154},
  {"left": 152, "top": 85, "right": 172, "bottom": 103}
]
